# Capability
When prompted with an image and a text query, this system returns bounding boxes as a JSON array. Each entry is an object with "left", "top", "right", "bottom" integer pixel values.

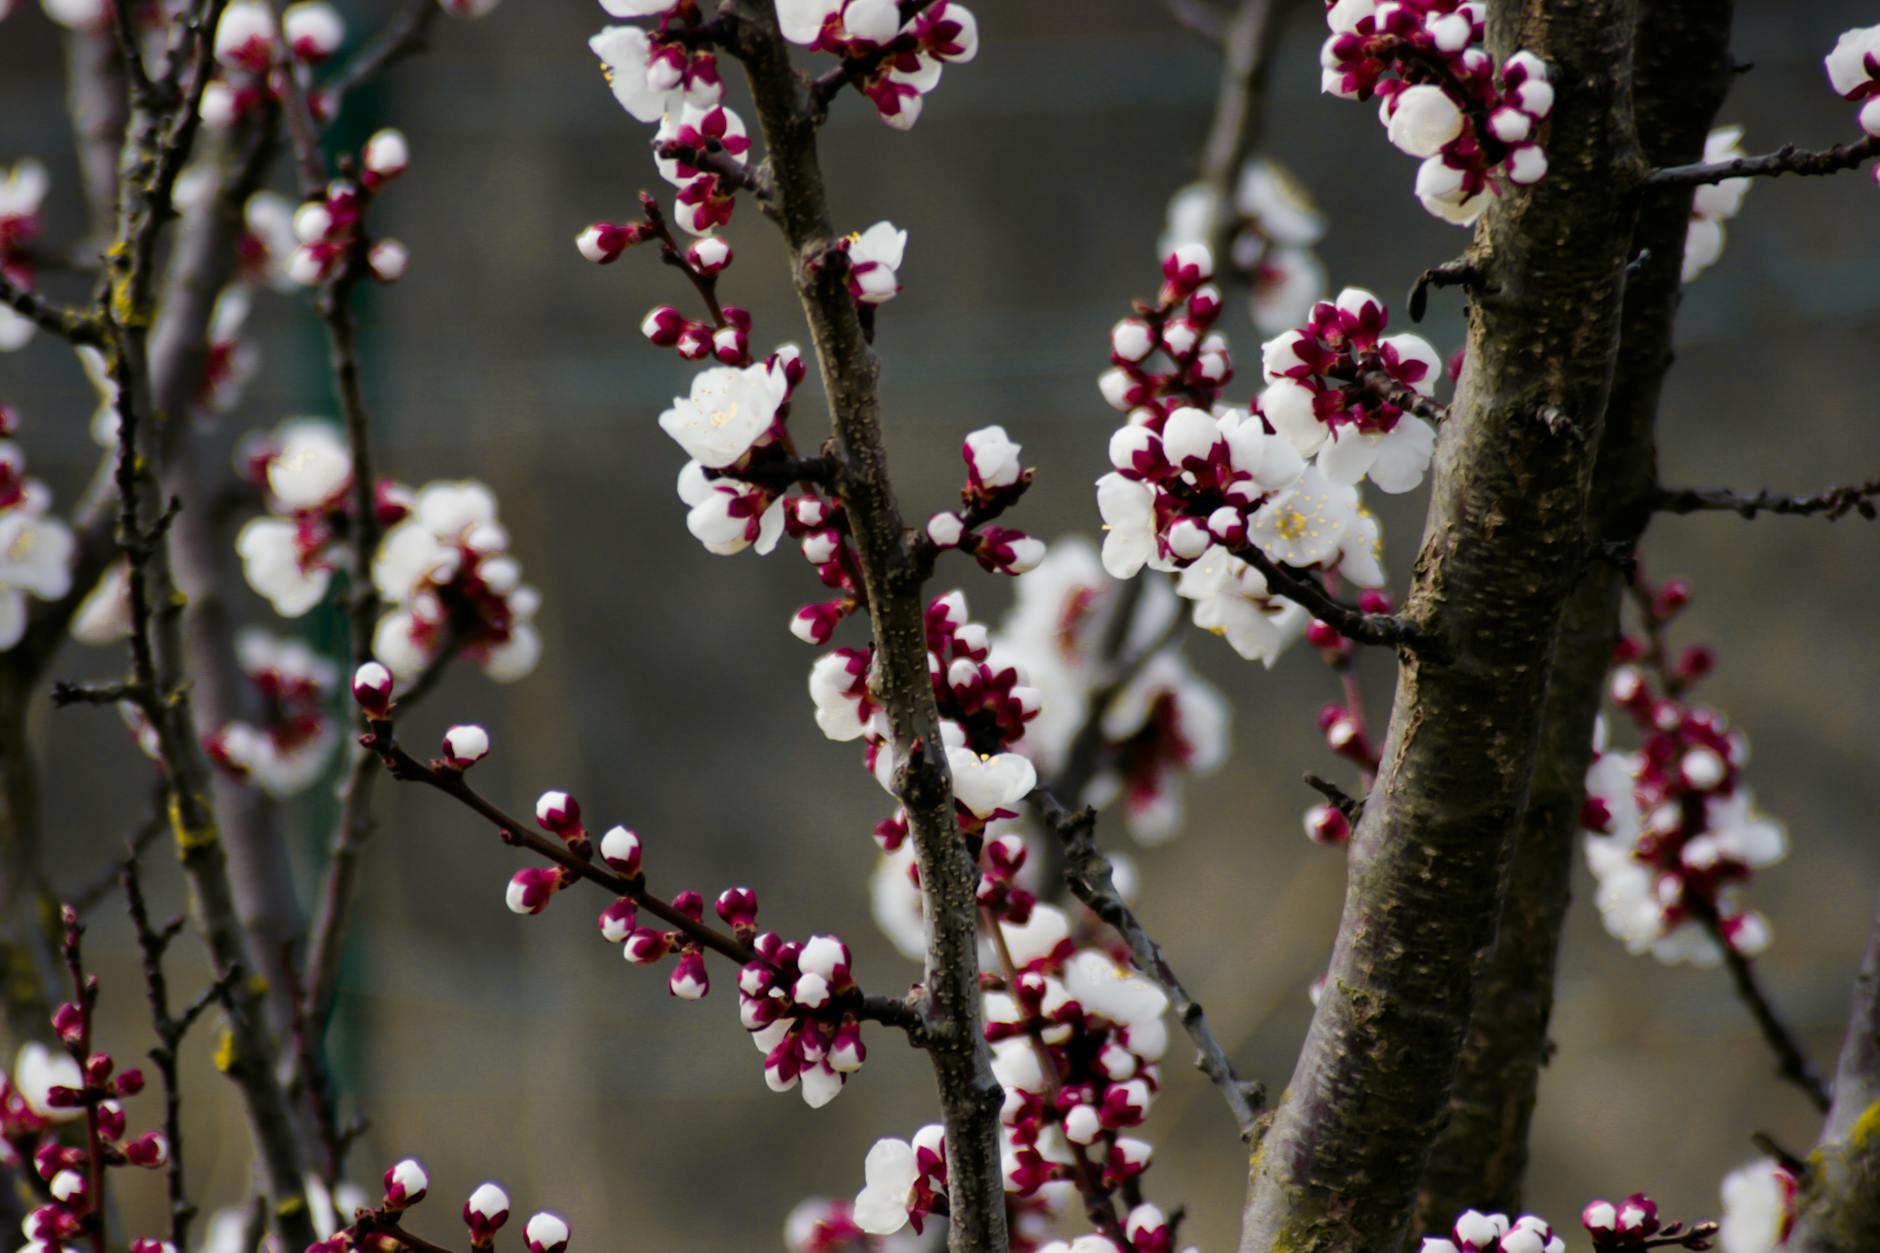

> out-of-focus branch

[
  {"left": 323, "top": 0, "right": 443, "bottom": 113},
  {"left": 1652, "top": 479, "right": 1880, "bottom": 521},
  {"left": 0, "top": 272, "right": 102, "bottom": 346},
  {"left": 1645, "top": 133, "right": 1880, "bottom": 188},
  {"left": 1033, "top": 788, "right": 1265, "bottom": 1143},
  {"left": 62, "top": 26, "right": 130, "bottom": 249},
  {"left": 1689, "top": 896, "right": 1832, "bottom": 1112},
  {"left": 1165, "top": 0, "right": 1229, "bottom": 45},
  {"left": 726, "top": 7, "right": 1006, "bottom": 1246},
  {"left": 1196, "top": 0, "right": 1289, "bottom": 264},
  {"left": 87, "top": 2, "right": 319, "bottom": 1245},
  {"left": 1789, "top": 893, "right": 1880, "bottom": 1250}
]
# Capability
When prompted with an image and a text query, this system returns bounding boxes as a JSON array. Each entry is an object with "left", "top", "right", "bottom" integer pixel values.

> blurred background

[{"left": 4, "top": 1, "right": 1880, "bottom": 1247}]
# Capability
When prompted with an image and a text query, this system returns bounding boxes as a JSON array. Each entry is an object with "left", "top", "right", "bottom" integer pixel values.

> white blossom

[{"left": 658, "top": 361, "right": 790, "bottom": 469}]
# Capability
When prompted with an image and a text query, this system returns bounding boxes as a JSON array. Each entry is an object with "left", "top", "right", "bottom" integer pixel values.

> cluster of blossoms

[
  {"left": 993, "top": 540, "right": 1229, "bottom": 846},
  {"left": 776, "top": 0, "right": 979, "bottom": 129},
  {"left": 203, "top": 0, "right": 346, "bottom": 131},
  {"left": 0, "top": 158, "right": 48, "bottom": 351},
  {"left": 204, "top": 629, "right": 339, "bottom": 797},
  {"left": 1681, "top": 126, "right": 1752, "bottom": 283},
  {"left": 280, "top": 129, "right": 412, "bottom": 286},
  {"left": 1581, "top": 577, "right": 1787, "bottom": 966},
  {"left": 846, "top": 903, "right": 1182, "bottom": 1252},
  {"left": 1826, "top": 23, "right": 1880, "bottom": 148},
  {"left": 1320, "top": 0, "right": 1552, "bottom": 223},
  {"left": 813, "top": 590, "right": 1041, "bottom": 855},
  {"left": 1, "top": 917, "right": 171, "bottom": 1253},
  {"left": 1425, "top": 1198, "right": 1723, "bottom": 1253},
  {"left": 238, "top": 423, "right": 541, "bottom": 683},
  {"left": 0, "top": 411, "right": 77, "bottom": 651},
  {"left": 1420, "top": 1210, "right": 1567, "bottom": 1253},
  {"left": 371, "top": 480, "right": 541, "bottom": 682},
  {"left": 1098, "top": 253, "right": 1423, "bottom": 665},
  {"left": 314, "top": 1161, "right": 571, "bottom": 1253},
  {"left": 1160, "top": 158, "right": 1328, "bottom": 336}
]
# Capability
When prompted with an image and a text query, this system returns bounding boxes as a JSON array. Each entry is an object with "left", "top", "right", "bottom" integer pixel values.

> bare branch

[
  {"left": 1165, "top": 0, "right": 1230, "bottom": 44},
  {"left": 1690, "top": 896, "right": 1832, "bottom": 1112},
  {"left": 1645, "top": 133, "right": 1880, "bottom": 188},
  {"left": 1653, "top": 479, "right": 1880, "bottom": 521},
  {"left": 323, "top": 0, "right": 443, "bottom": 112},
  {"left": 1229, "top": 542, "right": 1436, "bottom": 653},
  {"left": 1032, "top": 789, "right": 1265, "bottom": 1142},
  {"left": 0, "top": 271, "right": 102, "bottom": 346}
]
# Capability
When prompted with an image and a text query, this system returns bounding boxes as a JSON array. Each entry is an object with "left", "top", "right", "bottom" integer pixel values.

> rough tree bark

[
  {"left": 729, "top": 8, "right": 1008, "bottom": 1250},
  {"left": 1411, "top": 0, "right": 1737, "bottom": 1230},
  {"left": 1790, "top": 895, "right": 1880, "bottom": 1251},
  {"left": 1238, "top": 3, "right": 1641, "bottom": 1247}
]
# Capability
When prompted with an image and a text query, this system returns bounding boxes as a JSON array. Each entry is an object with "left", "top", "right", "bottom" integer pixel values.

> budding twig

[{"left": 1690, "top": 895, "right": 1832, "bottom": 1113}]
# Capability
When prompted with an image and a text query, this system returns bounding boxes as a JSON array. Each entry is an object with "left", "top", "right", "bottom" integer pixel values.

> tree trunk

[
  {"left": 1239, "top": 3, "right": 1641, "bottom": 1247},
  {"left": 1411, "top": 0, "right": 1737, "bottom": 1229}
]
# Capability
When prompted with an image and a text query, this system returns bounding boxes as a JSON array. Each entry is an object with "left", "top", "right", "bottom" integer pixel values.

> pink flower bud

[
  {"left": 623, "top": 928, "right": 670, "bottom": 964},
  {"left": 352, "top": 661, "right": 394, "bottom": 716},
  {"left": 598, "top": 898, "right": 637, "bottom": 943},
  {"left": 1162, "top": 242, "right": 1213, "bottom": 292},
  {"left": 367, "top": 239, "right": 409, "bottom": 283},
  {"left": 111, "top": 1066, "right": 144, "bottom": 1097},
  {"left": 926, "top": 511, "right": 965, "bottom": 548},
  {"left": 1305, "top": 804, "right": 1350, "bottom": 846},
  {"left": 362, "top": 128, "right": 409, "bottom": 180},
  {"left": 687, "top": 236, "right": 732, "bottom": 273},
  {"left": 130, "top": 1241, "right": 178, "bottom": 1253},
  {"left": 669, "top": 949, "right": 709, "bottom": 1000},
  {"left": 441, "top": 724, "right": 491, "bottom": 769},
  {"left": 464, "top": 1182, "right": 511, "bottom": 1244},
  {"left": 715, "top": 887, "right": 759, "bottom": 933},
  {"left": 829, "top": 1019, "right": 866, "bottom": 1073},
  {"left": 524, "top": 1211, "right": 570, "bottom": 1253},
  {"left": 600, "top": 825, "right": 642, "bottom": 876},
  {"left": 641, "top": 305, "right": 685, "bottom": 345},
  {"left": 52, "top": 1001, "right": 84, "bottom": 1044},
  {"left": 505, "top": 867, "right": 561, "bottom": 916},
  {"left": 384, "top": 1157, "right": 428, "bottom": 1208},
  {"left": 535, "top": 790, "right": 584, "bottom": 836}
]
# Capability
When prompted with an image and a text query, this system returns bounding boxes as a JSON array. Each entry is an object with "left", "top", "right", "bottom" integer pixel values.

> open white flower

[
  {"left": 1826, "top": 24, "right": 1880, "bottom": 98},
  {"left": 1317, "top": 413, "right": 1436, "bottom": 494},
  {"left": 14, "top": 1042, "right": 83, "bottom": 1122},
  {"left": 847, "top": 221, "right": 907, "bottom": 303},
  {"left": 0, "top": 502, "right": 75, "bottom": 651},
  {"left": 1249, "top": 466, "right": 1354, "bottom": 569},
  {"left": 1176, "top": 549, "right": 1308, "bottom": 666},
  {"left": 591, "top": 26, "right": 693, "bottom": 124},
  {"left": 677, "top": 461, "right": 785, "bottom": 556},
  {"left": 1095, "top": 473, "right": 1158, "bottom": 579},
  {"left": 947, "top": 746, "right": 1036, "bottom": 818},
  {"left": 238, "top": 518, "right": 331, "bottom": 617},
  {"left": 266, "top": 420, "right": 352, "bottom": 511},
  {"left": 1719, "top": 1158, "right": 1796, "bottom": 1253},
  {"left": 852, "top": 1136, "right": 921, "bottom": 1234},
  {"left": 659, "top": 361, "right": 789, "bottom": 469}
]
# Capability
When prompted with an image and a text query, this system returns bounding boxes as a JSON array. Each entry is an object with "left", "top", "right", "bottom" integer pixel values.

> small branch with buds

[
  {"left": 1032, "top": 788, "right": 1266, "bottom": 1142},
  {"left": 124, "top": 858, "right": 237, "bottom": 1250},
  {"left": 1644, "top": 134, "right": 1880, "bottom": 188},
  {"left": 1690, "top": 895, "right": 1832, "bottom": 1113},
  {"left": 352, "top": 696, "right": 923, "bottom": 1040},
  {"left": 1652, "top": 479, "right": 1880, "bottom": 522}
]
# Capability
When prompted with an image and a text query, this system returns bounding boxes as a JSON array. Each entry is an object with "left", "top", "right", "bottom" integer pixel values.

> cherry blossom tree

[{"left": 0, "top": 1, "right": 1878, "bottom": 1251}]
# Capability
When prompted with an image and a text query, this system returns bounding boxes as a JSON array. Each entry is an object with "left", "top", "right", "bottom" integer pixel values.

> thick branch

[
  {"left": 728, "top": 7, "right": 1006, "bottom": 1248},
  {"left": 1239, "top": 2, "right": 1639, "bottom": 1246},
  {"left": 1645, "top": 134, "right": 1880, "bottom": 188},
  {"left": 1413, "top": 0, "right": 1736, "bottom": 1227}
]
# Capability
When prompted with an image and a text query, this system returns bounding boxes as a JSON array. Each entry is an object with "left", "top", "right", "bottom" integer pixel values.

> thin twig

[
  {"left": 323, "top": 0, "right": 442, "bottom": 112},
  {"left": 1165, "top": 0, "right": 1229, "bottom": 44},
  {"left": 1690, "top": 895, "right": 1832, "bottom": 1112},
  {"left": 1032, "top": 788, "right": 1265, "bottom": 1141},
  {"left": 1652, "top": 479, "right": 1880, "bottom": 522},
  {"left": 0, "top": 272, "right": 102, "bottom": 345},
  {"left": 1645, "top": 134, "right": 1880, "bottom": 188}
]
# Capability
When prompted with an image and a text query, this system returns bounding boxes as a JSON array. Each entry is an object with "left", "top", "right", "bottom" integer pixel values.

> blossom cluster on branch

[
  {"left": 1581, "top": 575, "right": 1788, "bottom": 967},
  {"left": 1319, "top": 0, "right": 1552, "bottom": 223}
]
